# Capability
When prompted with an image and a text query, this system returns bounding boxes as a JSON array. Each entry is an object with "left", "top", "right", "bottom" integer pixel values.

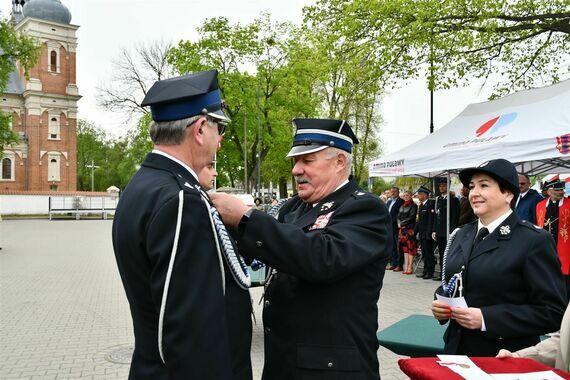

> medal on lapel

[{"left": 309, "top": 211, "right": 334, "bottom": 230}]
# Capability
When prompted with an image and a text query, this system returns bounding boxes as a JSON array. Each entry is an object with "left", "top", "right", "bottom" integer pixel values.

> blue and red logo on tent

[{"left": 475, "top": 112, "right": 517, "bottom": 137}]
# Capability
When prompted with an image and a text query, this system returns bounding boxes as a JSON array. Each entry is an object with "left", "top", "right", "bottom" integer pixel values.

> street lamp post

[
  {"left": 86, "top": 159, "right": 99, "bottom": 192},
  {"left": 256, "top": 84, "right": 261, "bottom": 196}
]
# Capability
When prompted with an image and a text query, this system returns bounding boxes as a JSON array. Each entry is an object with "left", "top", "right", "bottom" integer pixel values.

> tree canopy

[
  {"left": 305, "top": 0, "right": 570, "bottom": 96},
  {"left": 0, "top": 17, "right": 40, "bottom": 156}
]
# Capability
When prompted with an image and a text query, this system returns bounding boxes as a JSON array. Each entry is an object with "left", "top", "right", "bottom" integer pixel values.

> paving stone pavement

[{"left": 0, "top": 219, "right": 438, "bottom": 379}]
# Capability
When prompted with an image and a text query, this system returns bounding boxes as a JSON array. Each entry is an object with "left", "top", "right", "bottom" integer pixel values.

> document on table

[
  {"left": 491, "top": 371, "right": 565, "bottom": 380},
  {"left": 436, "top": 294, "right": 468, "bottom": 308},
  {"left": 437, "top": 355, "right": 494, "bottom": 379}
]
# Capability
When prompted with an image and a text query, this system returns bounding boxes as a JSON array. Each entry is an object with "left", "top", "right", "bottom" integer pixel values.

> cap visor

[
  {"left": 286, "top": 144, "right": 328, "bottom": 158},
  {"left": 208, "top": 109, "right": 230, "bottom": 123}
]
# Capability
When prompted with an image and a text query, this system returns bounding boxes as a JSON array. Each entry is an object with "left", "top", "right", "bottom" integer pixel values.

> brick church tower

[{"left": 1, "top": 0, "right": 80, "bottom": 191}]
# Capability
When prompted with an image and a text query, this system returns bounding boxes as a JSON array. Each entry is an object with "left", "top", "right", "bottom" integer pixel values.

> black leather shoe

[
  {"left": 432, "top": 275, "right": 442, "bottom": 281},
  {"left": 422, "top": 274, "right": 433, "bottom": 280},
  {"left": 416, "top": 272, "right": 426, "bottom": 278}
]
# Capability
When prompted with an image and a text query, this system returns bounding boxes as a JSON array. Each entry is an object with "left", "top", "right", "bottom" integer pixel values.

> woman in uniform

[{"left": 431, "top": 159, "right": 566, "bottom": 356}]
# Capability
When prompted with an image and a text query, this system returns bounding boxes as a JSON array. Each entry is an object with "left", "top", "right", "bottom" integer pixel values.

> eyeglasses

[{"left": 205, "top": 116, "right": 226, "bottom": 136}]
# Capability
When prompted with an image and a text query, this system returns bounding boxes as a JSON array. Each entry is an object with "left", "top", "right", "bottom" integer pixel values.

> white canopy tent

[{"left": 369, "top": 79, "right": 570, "bottom": 178}]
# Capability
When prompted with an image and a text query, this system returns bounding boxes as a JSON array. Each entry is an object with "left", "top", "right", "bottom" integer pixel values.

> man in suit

[
  {"left": 212, "top": 118, "right": 392, "bottom": 380},
  {"left": 431, "top": 178, "right": 460, "bottom": 281},
  {"left": 112, "top": 70, "right": 253, "bottom": 380},
  {"left": 536, "top": 179, "right": 570, "bottom": 300},
  {"left": 515, "top": 174, "right": 542, "bottom": 224},
  {"left": 415, "top": 186, "right": 436, "bottom": 279},
  {"left": 386, "top": 186, "right": 404, "bottom": 271}
]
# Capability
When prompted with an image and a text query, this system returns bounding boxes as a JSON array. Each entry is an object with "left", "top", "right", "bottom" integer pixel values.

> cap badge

[
  {"left": 320, "top": 201, "right": 334, "bottom": 212},
  {"left": 499, "top": 225, "right": 510, "bottom": 235}
]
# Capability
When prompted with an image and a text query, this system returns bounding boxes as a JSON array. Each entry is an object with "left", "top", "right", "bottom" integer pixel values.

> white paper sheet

[
  {"left": 491, "top": 371, "right": 565, "bottom": 380},
  {"left": 437, "top": 355, "right": 495, "bottom": 380},
  {"left": 436, "top": 294, "right": 469, "bottom": 308}
]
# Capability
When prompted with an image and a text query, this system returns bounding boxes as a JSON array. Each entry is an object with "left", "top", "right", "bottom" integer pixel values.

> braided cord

[
  {"left": 441, "top": 227, "right": 461, "bottom": 296},
  {"left": 209, "top": 205, "right": 251, "bottom": 290}
]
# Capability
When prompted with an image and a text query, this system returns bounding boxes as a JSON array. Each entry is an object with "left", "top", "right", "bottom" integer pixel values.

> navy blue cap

[
  {"left": 459, "top": 159, "right": 520, "bottom": 198},
  {"left": 287, "top": 119, "right": 359, "bottom": 157},
  {"left": 141, "top": 70, "right": 229, "bottom": 123},
  {"left": 416, "top": 186, "right": 431, "bottom": 195},
  {"left": 436, "top": 177, "right": 448, "bottom": 185},
  {"left": 544, "top": 179, "right": 564, "bottom": 190}
]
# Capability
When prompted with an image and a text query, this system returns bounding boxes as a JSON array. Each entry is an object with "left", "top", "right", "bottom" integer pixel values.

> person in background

[
  {"left": 198, "top": 160, "right": 217, "bottom": 191},
  {"left": 211, "top": 118, "right": 391, "bottom": 380},
  {"left": 431, "top": 159, "right": 566, "bottom": 356},
  {"left": 397, "top": 190, "right": 418, "bottom": 274},
  {"left": 431, "top": 178, "right": 460, "bottom": 281},
  {"left": 536, "top": 179, "right": 570, "bottom": 300},
  {"left": 458, "top": 186, "right": 476, "bottom": 226},
  {"left": 515, "top": 174, "right": 542, "bottom": 224},
  {"left": 386, "top": 186, "right": 404, "bottom": 271},
  {"left": 497, "top": 303, "right": 569, "bottom": 373},
  {"left": 415, "top": 186, "right": 436, "bottom": 279},
  {"left": 112, "top": 70, "right": 253, "bottom": 379},
  {"left": 254, "top": 197, "right": 263, "bottom": 210}
]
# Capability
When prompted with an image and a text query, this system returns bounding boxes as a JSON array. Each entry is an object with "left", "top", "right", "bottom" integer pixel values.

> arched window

[
  {"left": 49, "top": 117, "right": 60, "bottom": 139},
  {"left": 48, "top": 156, "right": 60, "bottom": 181},
  {"left": 50, "top": 50, "right": 57, "bottom": 72},
  {"left": 1, "top": 158, "right": 11, "bottom": 180}
]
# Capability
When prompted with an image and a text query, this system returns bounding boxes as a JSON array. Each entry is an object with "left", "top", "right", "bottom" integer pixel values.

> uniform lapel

[
  {"left": 459, "top": 222, "right": 477, "bottom": 264},
  {"left": 292, "top": 179, "right": 358, "bottom": 229},
  {"left": 469, "top": 212, "right": 518, "bottom": 262}
]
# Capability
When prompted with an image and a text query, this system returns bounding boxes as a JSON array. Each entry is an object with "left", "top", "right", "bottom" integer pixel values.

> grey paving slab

[{"left": 0, "top": 220, "right": 438, "bottom": 379}]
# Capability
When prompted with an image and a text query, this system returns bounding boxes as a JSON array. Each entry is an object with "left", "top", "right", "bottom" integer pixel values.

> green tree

[
  {"left": 0, "top": 17, "right": 40, "bottom": 156},
  {"left": 168, "top": 15, "right": 320, "bottom": 195},
  {"left": 305, "top": 0, "right": 570, "bottom": 96},
  {"left": 76, "top": 119, "right": 108, "bottom": 191}
]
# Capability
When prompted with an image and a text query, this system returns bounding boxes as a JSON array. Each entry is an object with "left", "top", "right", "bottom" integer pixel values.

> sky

[{"left": 1, "top": 0, "right": 493, "bottom": 155}]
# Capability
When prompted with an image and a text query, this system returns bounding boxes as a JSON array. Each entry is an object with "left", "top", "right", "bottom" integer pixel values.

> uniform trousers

[{"left": 420, "top": 238, "right": 435, "bottom": 275}]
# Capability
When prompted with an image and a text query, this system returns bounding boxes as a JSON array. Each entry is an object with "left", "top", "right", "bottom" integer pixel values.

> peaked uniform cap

[
  {"left": 459, "top": 158, "right": 520, "bottom": 198},
  {"left": 543, "top": 179, "right": 565, "bottom": 190},
  {"left": 141, "top": 69, "right": 229, "bottom": 123},
  {"left": 287, "top": 118, "right": 359, "bottom": 157},
  {"left": 416, "top": 186, "right": 431, "bottom": 195}
]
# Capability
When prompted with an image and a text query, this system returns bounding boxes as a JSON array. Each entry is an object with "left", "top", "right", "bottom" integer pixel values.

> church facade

[{"left": 1, "top": 0, "right": 80, "bottom": 192}]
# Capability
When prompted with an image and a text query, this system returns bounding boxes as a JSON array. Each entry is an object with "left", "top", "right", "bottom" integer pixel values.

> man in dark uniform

[
  {"left": 415, "top": 186, "right": 436, "bottom": 279},
  {"left": 431, "top": 177, "right": 460, "bottom": 281},
  {"left": 211, "top": 119, "right": 392, "bottom": 380},
  {"left": 112, "top": 70, "right": 253, "bottom": 380}
]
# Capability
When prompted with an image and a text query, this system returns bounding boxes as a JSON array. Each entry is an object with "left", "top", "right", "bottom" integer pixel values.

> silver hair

[
  {"left": 324, "top": 147, "right": 352, "bottom": 176},
  {"left": 149, "top": 115, "right": 202, "bottom": 145}
]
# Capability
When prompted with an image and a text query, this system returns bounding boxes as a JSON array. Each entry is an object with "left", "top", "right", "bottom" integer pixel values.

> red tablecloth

[{"left": 399, "top": 357, "right": 570, "bottom": 379}]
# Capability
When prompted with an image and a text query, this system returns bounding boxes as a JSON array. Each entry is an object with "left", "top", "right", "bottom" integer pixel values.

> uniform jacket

[
  {"left": 433, "top": 195, "right": 460, "bottom": 237},
  {"left": 112, "top": 153, "right": 252, "bottom": 380},
  {"left": 515, "top": 189, "right": 542, "bottom": 224},
  {"left": 415, "top": 199, "right": 435, "bottom": 239},
  {"left": 517, "top": 304, "right": 570, "bottom": 372},
  {"left": 237, "top": 178, "right": 392, "bottom": 380},
  {"left": 439, "top": 212, "right": 566, "bottom": 356},
  {"left": 536, "top": 197, "right": 570, "bottom": 275}
]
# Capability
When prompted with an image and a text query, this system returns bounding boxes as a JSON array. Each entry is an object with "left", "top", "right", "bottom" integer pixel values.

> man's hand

[
  {"left": 451, "top": 307, "right": 483, "bottom": 330},
  {"left": 210, "top": 192, "right": 251, "bottom": 228}
]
